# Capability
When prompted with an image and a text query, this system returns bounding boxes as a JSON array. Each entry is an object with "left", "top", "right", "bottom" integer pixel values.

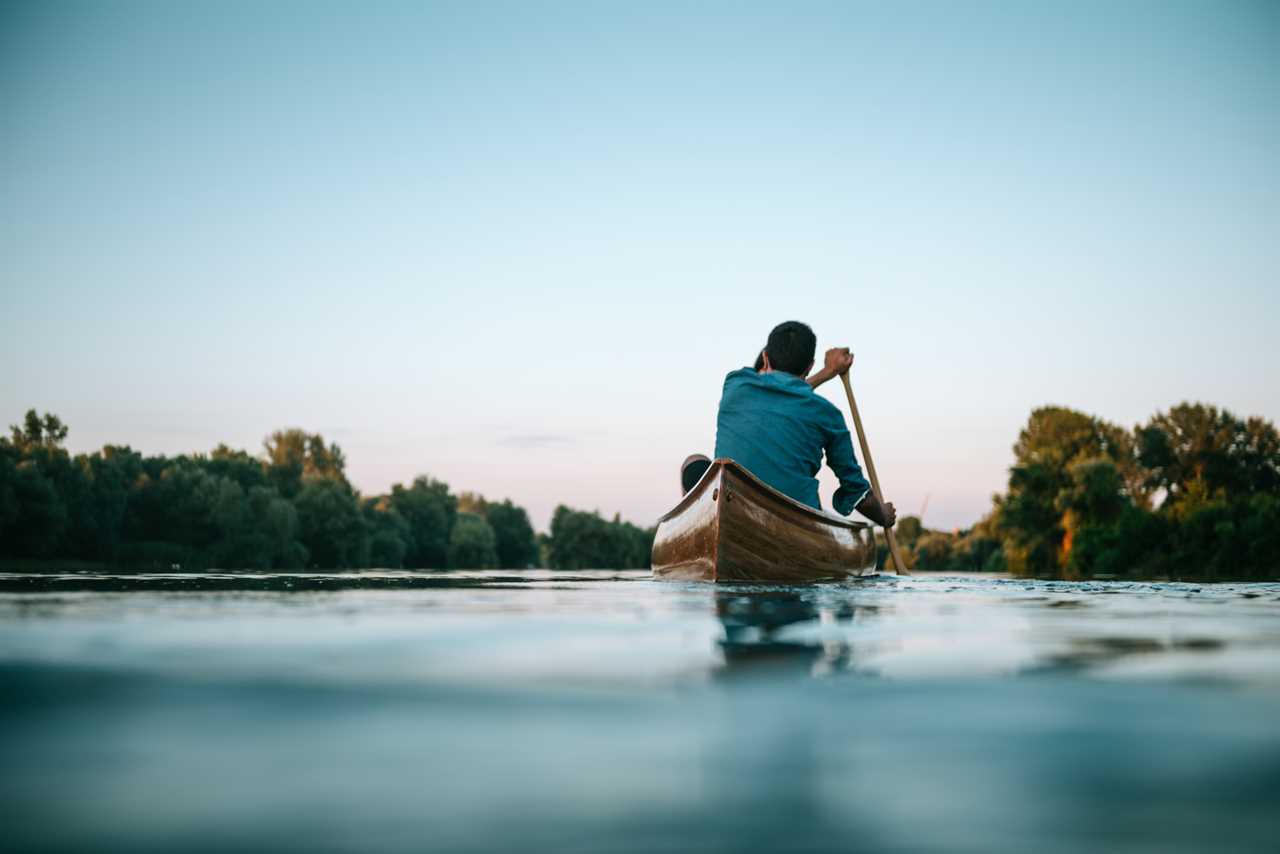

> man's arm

[
  {"left": 823, "top": 376, "right": 897, "bottom": 527},
  {"left": 830, "top": 434, "right": 898, "bottom": 527},
  {"left": 807, "top": 348, "right": 854, "bottom": 389}
]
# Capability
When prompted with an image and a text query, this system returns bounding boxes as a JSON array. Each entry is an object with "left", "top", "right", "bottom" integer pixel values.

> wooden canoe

[{"left": 651, "top": 458, "right": 878, "bottom": 583}]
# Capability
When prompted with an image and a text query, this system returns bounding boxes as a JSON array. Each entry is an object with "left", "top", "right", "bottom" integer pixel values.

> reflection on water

[
  {"left": 2, "top": 571, "right": 1279, "bottom": 853},
  {"left": 716, "top": 590, "right": 870, "bottom": 678}
]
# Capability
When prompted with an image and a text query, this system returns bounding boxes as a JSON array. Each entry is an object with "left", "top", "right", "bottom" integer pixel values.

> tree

[
  {"left": 457, "top": 491, "right": 488, "bottom": 516},
  {"left": 67, "top": 445, "right": 141, "bottom": 561},
  {"left": 485, "top": 499, "right": 538, "bottom": 568},
  {"left": 253, "top": 486, "right": 307, "bottom": 569},
  {"left": 612, "top": 515, "right": 656, "bottom": 568},
  {"left": 912, "top": 532, "right": 955, "bottom": 572},
  {"left": 1137, "top": 403, "right": 1280, "bottom": 507},
  {"left": 205, "top": 444, "right": 270, "bottom": 491},
  {"left": 894, "top": 515, "right": 924, "bottom": 547},
  {"left": 363, "top": 496, "right": 410, "bottom": 568},
  {"left": 0, "top": 441, "right": 20, "bottom": 542},
  {"left": 993, "top": 461, "right": 1062, "bottom": 576},
  {"left": 448, "top": 512, "right": 499, "bottom": 568},
  {"left": 9, "top": 410, "right": 68, "bottom": 451},
  {"left": 389, "top": 476, "right": 457, "bottom": 569},
  {"left": 1056, "top": 458, "right": 1130, "bottom": 578},
  {"left": 547, "top": 506, "right": 612, "bottom": 569},
  {"left": 263, "top": 429, "right": 348, "bottom": 498},
  {"left": 546, "top": 506, "right": 655, "bottom": 570},
  {"left": 5, "top": 461, "right": 67, "bottom": 557},
  {"left": 994, "top": 407, "right": 1143, "bottom": 576},
  {"left": 0, "top": 410, "right": 77, "bottom": 558},
  {"left": 293, "top": 479, "right": 367, "bottom": 568}
]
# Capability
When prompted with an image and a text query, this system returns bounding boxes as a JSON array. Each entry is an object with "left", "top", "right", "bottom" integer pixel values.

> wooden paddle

[{"left": 839, "top": 371, "right": 910, "bottom": 576}]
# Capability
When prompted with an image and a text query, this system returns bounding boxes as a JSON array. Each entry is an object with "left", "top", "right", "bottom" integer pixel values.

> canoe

[{"left": 651, "top": 458, "right": 878, "bottom": 583}]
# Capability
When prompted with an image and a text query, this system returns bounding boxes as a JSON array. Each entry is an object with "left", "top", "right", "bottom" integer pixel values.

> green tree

[
  {"left": 0, "top": 441, "right": 20, "bottom": 544},
  {"left": 252, "top": 485, "right": 307, "bottom": 568},
  {"left": 546, "top": 506, "right": 655, "bottom": 570},
  {"left": 912, "top": 532, "right": 955, "bottom": 572},
  {"left": 1137, "top": 403, "right": 1280, "bottom": 507},
  {"left": 993, "top": 461, "right": 1062, "bottom": 576},
  {"left": 5, "top": 461, "right": 67, "bottom": 557},
  {"left": 116, "top": 457, "right": 223, "bottom": 568},
  {"left": 9, "top": 410, "right": 69, "bottom": 451},
  {"left": 205, "top": 444, "right": 270, "bottom": 492},
  {"left": 363, "top": 496, "right": 410, "bottom": 568},
  {"left": 264, "top": 429, "right": 348, "bottom": 498},
  {"left": 894, "top": 515, "right": 924, "bottom": 548},
  {"left": 457, "top": 491, "right": 488, "bottom": 516},
  {"left": 67, "top": 445, "right": 141, "bottom": 561},
  {"left": 547, "top": 506, "right": 611, "bottom": 569},
  {"left": 0, "top": 410, "right": 78, "bottom": 558},
  {"left": 993, "top": 407, "right": 1141, "bottom": 577},
  {"left": 389, "top": 476, "right": 456, "bottom": 568},
  {"left": 293, "top": 479, "right": 367, "bottom": 568},
  {"left": 1057, "top": 458, "right": 1130, "bottom": 579},
  {"left": 1238, "top": 494, "right": 1280, "bottom": 579},
  {"left": 612, "top": 515, "right": 656, "bottom": 568},
  {"left": 485, "top": 499, "right": 538, "bottom": 568},
  {"left": 448, "top": 512, "right": 499, "bottom": 568}
]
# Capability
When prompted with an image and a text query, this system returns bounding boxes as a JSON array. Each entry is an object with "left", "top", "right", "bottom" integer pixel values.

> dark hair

[{"left": 764, "top": 321, "right": 816, "bottom": 376}]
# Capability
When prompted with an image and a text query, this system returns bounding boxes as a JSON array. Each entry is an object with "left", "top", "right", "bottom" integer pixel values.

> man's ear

[{"left": 760, "top": 351, "right": 772, "bottom": 372}]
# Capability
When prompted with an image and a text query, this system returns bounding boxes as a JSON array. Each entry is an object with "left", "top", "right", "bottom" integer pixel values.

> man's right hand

[
  {"left": 823, "top": 347, "right": 854, "bottom": 376},
  {"left": 880, "top": 500, "right": 897, "bottom": 528}
]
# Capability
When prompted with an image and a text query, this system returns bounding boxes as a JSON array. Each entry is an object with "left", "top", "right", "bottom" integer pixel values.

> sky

[{"left": 2, "top": 0, "right": 1278, "bottom": 532}]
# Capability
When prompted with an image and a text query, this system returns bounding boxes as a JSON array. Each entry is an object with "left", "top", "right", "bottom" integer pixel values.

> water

[{"left": 2, "top": 571, "right": 1279, "bottom": 853}]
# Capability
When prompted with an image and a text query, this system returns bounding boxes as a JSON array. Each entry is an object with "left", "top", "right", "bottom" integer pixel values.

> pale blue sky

[{"left": 3, "top": 1, "right": 1278, "bottom": 531}]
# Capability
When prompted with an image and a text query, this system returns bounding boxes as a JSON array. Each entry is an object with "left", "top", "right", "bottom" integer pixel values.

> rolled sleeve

[{"left": 824, "top": 418, "right": 872, "bottom": 516}]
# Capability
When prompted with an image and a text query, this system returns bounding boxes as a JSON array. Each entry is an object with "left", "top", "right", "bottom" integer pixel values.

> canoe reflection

[{"left": 715, "top": 590, "right": 876, "bottom": 678}]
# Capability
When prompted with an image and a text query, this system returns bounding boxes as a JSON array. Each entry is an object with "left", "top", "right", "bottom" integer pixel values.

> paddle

[{"left": 839, "top": 371, "right": 910, "bottom": 576}]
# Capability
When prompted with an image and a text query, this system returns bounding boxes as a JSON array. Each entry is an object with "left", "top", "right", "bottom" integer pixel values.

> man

[{"left": 682, "top": 321, "right": 897, "bottom": 528}]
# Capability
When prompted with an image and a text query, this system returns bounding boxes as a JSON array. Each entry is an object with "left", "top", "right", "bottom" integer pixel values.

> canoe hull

[{"left": 651, "top": 459, "right": 878, "bottom": 583}]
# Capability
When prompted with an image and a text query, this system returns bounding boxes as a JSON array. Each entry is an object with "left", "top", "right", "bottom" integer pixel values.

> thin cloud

[{"left": 497, "top": 434, "right": 576, "bottom": 449}]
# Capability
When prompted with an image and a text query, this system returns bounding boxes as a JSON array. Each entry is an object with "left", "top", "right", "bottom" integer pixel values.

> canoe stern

[{"left": 651, "top": 460, "right": 878, "bottom": 583}]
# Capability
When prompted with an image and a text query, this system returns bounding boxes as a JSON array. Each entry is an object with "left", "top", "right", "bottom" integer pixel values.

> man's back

[{"left": 713, "top": 367, "right": 870, "bottom": 515}]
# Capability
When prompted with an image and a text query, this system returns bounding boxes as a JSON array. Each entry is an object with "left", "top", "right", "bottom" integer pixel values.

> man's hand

[
  {"left": 823, "top": 347, "right": 854, "bottom": 376},
  {"left": 807, "top": 347, "right": 854, "bottom": 389},
  {"left": 856, "top": 494, "right": 897, "bottom": 528}
]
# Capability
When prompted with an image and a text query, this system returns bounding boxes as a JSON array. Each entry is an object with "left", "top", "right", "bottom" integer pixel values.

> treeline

[
  {"left": 545, "top": 506, "right": 653, "bottom": 570},
  {"left": 901, "top": 402, "right": 1280, "bottom": 581},
  {"left": 0, "top": 411, "right": 654, "bottom": 571}
]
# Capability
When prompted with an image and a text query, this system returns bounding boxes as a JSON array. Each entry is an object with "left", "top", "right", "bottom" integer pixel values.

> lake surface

[{"left": 3, "top": 571, "right": 1279, "bottom": 853}]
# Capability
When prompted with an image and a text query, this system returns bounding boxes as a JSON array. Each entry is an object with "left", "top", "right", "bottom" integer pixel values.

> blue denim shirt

[{"left": 713, "top": 368, "right": 872, "bottom": 515}]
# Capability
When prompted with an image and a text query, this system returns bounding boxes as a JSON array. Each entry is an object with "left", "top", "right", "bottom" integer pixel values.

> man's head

[{"left": 762, "top": 321, "right": 816, "bottom": 376}]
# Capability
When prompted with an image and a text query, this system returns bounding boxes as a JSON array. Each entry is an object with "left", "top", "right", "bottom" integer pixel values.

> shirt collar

[{"left": 759, "top": 370, "right": 811, "bottom": 392}]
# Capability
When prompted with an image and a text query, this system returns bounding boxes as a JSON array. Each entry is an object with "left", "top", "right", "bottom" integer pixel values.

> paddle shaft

[{"left": 839, "top": 372, "right": 910, "bottom": 575}]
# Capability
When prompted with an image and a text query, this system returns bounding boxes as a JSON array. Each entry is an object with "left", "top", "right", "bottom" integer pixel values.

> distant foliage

[
  {"left": 448, "top": 512, "right": 499, "bottom": 569},
  {"left": 974, "top": 403, "right": 1280, "bottom": 580},
  {"left": 363, "top": 496, "right": 409, "bottom": 569},
  {"left": 485, "top": 500, "right": 539, "bottom": 568},
  {"left": 888, "top": 514, "right": 1003, "bottom": 575},
  {"left": 389, "top": 477, "right": 456, "bottom": 569},
  {"left": 545, "top": 506, "right": 654, "bottom": 570},
  {"left": 0, "top": 409, "right": 648, "bottom": 571}
]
